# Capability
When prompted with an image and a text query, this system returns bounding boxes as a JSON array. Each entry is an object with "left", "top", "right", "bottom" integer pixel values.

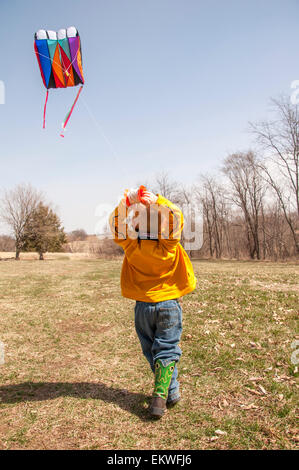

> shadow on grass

[{"left": 0, "top": 381, "right": 152, "bottom": 421}]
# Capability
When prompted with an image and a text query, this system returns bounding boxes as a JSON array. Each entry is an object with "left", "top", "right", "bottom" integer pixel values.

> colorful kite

[{"left": 34, "top": 26, "right": 84, "bottom": 137}]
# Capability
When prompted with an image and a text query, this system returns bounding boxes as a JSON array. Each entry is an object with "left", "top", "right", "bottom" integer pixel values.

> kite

[{"left": 34, "top": 26, "right": 84, "bottom": 137}]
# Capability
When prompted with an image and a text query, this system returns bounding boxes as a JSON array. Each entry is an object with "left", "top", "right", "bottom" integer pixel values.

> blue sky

[{"left": 0, "top": 0, "right": 298, "bottom": 233}]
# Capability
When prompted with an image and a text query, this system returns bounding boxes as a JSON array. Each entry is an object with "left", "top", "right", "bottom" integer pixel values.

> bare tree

[
  {"left": 0, "top": 184, "right": 43, "bottom": 260},
  {"left": 262, "top": 201, "right": 292, "bottom": 260},
  {"left": 0, "top": 235, "right": 15, "bottom": 252},
  {"left": 152, "top": 171, "right": 180, "bottom": 202},
  {"left": 68, "top": 229, "right": 88, "bottom": 242},
  {"left": 222, "top": 151, "right": 265, "bottom": 259},
  {"left": 250, "top": 96, "right": 299, "bottom": 254},
  {"left": 195, "top": 176, "right": 228, "bottom": 258}
]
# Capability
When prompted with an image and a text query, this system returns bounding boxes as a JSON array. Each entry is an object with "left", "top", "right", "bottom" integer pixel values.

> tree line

[
  {"left": 148, "top": 96, "right": 299, "bottom": 260},
  {"left": 0, "top": 95, "right": 298, "bottom": 261}
]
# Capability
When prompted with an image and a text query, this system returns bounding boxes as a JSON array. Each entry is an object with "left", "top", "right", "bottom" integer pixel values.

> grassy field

[{"left": 0, "top": 256, "right": 298, "bottom": 450}]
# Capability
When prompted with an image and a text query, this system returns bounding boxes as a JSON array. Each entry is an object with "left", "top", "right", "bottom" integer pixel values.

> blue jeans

[{"left": 134, "top": 299, "right": 182, "bottom": 402}]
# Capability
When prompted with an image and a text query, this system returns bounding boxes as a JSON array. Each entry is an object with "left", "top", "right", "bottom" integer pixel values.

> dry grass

[{"left": 0, "top": 257, "right": 298, "bottom": 449}]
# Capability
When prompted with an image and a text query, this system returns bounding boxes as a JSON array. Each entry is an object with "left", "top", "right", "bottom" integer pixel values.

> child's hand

[
  {"left": 141, "top": 191, "right": 158, "bottom": 206},
  {"left": 124, "top": 186, "right": 158, "bottom": 206},
  {"left": 125, "top": 188, "right": 140, "bottom": 206}
]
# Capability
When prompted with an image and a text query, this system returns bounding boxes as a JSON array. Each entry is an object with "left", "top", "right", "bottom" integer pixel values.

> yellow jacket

[{"left": 109, "top": 195, "right": 196, "bottom": 302}]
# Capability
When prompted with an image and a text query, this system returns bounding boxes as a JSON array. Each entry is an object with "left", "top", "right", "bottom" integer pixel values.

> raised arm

[
  {"left": 156, "top": 195, "right": 184, "bottom": 250},
  {"left": 109, "top": 187, "right": 146, "bottom": 249},
  {"left": 109, "top": 198, "right": 132, "bottom": 250}
]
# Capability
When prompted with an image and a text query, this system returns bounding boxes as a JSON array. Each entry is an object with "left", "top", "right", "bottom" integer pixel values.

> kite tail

[
  {"left": 60, "top": 85, "right": 83, "bottom": 138},
  {"left": 43, "top": 90, "right": 49, "bottom": 129}
]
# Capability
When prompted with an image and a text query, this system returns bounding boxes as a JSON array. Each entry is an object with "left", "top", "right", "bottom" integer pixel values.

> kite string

[
  {"left": 36, "top": 43, "right": 131, "bottom": 178},
  {"left": 80, "top": 95, "right": 131, "bottom": 178}
]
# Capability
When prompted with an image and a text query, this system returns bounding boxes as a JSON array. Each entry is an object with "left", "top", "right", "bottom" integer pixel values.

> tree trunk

[
  {"left": 39, "top": 252, "right": 44, "bottom": 260},
  {"left": 15, "top": 239, "right": 21, "bottom": 260}
]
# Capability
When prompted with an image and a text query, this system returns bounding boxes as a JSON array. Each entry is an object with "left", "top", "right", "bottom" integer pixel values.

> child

[{"left": 109, "top": 186, "right": 196, "bottom": 418}]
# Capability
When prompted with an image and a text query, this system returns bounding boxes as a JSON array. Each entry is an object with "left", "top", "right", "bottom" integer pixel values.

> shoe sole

[{"left": 149, "top": 407, "right": 165, "bottom": 418}]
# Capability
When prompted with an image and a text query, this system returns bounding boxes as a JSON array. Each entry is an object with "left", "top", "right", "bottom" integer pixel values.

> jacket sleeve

[
  {"left": 156, "top": 195, "right": 184, "bottom": 250},
  {"left": 109, "top": 199, "right": 135, "bottom": 250}
]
